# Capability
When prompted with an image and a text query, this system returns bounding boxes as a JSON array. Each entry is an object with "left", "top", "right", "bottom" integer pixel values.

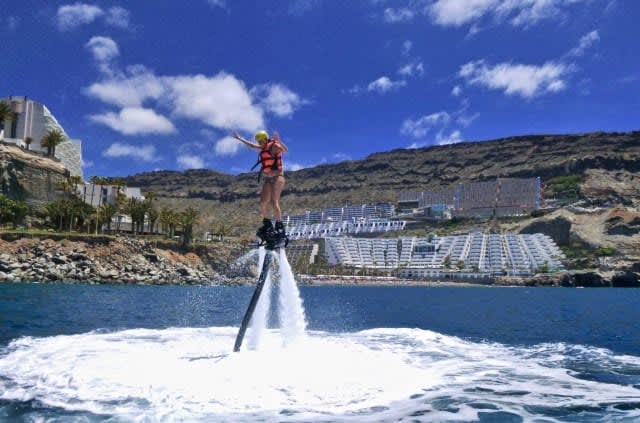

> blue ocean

[{"left": 1, "top": 282, "right": 639, "bottom": 422}]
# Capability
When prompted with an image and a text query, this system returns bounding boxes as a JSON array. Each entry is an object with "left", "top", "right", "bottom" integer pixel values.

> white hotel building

[{"left": 1, "top": 96, "right": 83, "bottom": 178}]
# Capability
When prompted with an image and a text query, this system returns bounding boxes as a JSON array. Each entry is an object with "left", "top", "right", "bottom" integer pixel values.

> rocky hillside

[
  {"left": 120, "top": 131, "right": 640, "bottom": 235},
  {"left": 0, "top": 235, "right": 252, "bottom": 285},
  {"left": 0, "top": 143, "right": 68, "bottom": 208}
]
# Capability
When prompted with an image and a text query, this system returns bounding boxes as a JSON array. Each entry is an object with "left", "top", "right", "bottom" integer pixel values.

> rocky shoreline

[
  {"left": 1, "top": 236, "right": 638, "bottom": 287},
  {"left": 0, "top": 236, "right": 253, "bottom": 286}
]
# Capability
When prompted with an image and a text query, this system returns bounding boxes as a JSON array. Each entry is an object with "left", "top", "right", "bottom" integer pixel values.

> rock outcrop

[
  {"left": 520, "top": 216, "right": 573, "bottom": 246},
  {"left": 0, "top": 237, "right": 252, "bottom": 285},
  {"left": 0, "top": 143, "right": 68, "bottom": 208}
]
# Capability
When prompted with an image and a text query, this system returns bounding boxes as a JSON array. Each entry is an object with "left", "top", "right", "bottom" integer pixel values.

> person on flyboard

[{"left": 233, "top": 130, "right": 289, "bottom": 248}]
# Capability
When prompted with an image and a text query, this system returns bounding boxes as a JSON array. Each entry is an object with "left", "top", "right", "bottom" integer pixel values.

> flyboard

[{"left": 233, "top": 228, "right": 288, "bottom": 352}]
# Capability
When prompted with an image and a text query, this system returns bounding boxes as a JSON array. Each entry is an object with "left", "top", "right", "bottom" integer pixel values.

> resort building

[
  {"left": 282, "top": 203, "right": 404, "bottom": 239},
  {"left": 284, "top": 203, "right": 396, "bottom": 226},
  {"left": 286, "top": 219, "right": 406, "bottom": 240},
  {"left": 0, "top": 96, "right": 83, "bottom": 178},
  {"left": 324, "top": 232, "right": 564, "bottom": 278},
  {"left": 76, "top": 183, "right": 144, "bottom": 208},
  {"left": 398, "top": 178, "right": 541, "bottom": 218}
]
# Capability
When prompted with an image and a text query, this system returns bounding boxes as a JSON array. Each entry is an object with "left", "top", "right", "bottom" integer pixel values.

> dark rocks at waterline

[
  {"left": 611, "top": 271, "right": 640, "bottom": 287},
  {"left": 0, "top": 239, "right": 252, "bottom": 286},
  {"left": 560, "top": 271, "right": 640, "bottom": 287},
  {"left": 561, "top": 272, "right": 608, "bottom": 287}
]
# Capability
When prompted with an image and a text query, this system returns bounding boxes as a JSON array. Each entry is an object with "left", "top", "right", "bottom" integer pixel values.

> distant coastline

[{"left": 1, "top": 235, "right": 638, "bottom": 288}]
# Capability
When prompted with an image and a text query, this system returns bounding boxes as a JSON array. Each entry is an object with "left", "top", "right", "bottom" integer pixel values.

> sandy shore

[{"left": 298, "top": 276, "right": 507, "bottom": 287}]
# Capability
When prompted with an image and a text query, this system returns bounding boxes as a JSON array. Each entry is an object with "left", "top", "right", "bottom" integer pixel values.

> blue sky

[{"left": 2, "top": 0, "right": 638, "bottom": 178}]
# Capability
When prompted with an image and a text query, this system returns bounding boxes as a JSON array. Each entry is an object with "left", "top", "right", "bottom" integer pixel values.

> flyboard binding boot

[{"left": 256, "top": 218, "right": 288, "bottom": 250}]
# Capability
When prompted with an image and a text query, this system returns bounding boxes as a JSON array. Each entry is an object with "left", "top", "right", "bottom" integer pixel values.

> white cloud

[
  {"left": 288, "top": 162, "right": 307, "bottom": 171},
  {"left": 402, "top": 40, "right": 413, "bottom": 56},
  {"left": 102, "top": 142, "right": 160, "bottom": 162},
  {"left": 398, "top": 61, "right": 424, "bottom": 77},
  {"left": 89, "top": 107, "right": 176, "bottom": 135},
  {"left": 367, "top": 76, "right": 407, "bottom": 94},
  {"left": 207, "top": 0, "right": 227, "bottom": 7},
  {"left": 451, "top": 85, "right": 463, "bottom": 96},
  {"left": 57, "top": 3, "right": 104, "bottom": 30},
  {"left": 568, "top": 30, "right": 600, "bottom": 57},
  {"left": 251, "top": 83, "right": 305, "bottom": 117},
  {"left": 215, "top": 136, "right": 241, "bottom": 156},
  {"left": 456, "top": 112, "right": 480, "bottom": 127},
  {"left": 427, "top": 0, "right": 585, "bottom": 28},
  {"left": 429, "top": 0, "right": 495, "bottom": 26},
  {"left": 459, "top": 59, "right": 569, "bottom": 98},
  {"left": 56, "top": 3, "right": 131, "bottom": 30},
  {"left": 289, "top": 0, "right": 320, "bottom": 16},
  {"left": 85, "top": 48, "right": 304, "bottom": 133},
  {"left": 384, "top": 7, "right": 415, "bottom": 22},
  {"left": 87, "top": 70, "right": 301, "bottom": 130},
  {"left": 85, "top": 67, "right": 166, "bottom": 107},
  {"left": 177, "top": 154, "right": 205, "bottom": 169},
  {"left": 81, "top": 158, "right": 94, "bottom": 168},
  {"left": 436, "top": 129, "right": 463, "bottom": 145},
  {"left": 167, "top": 73, "right": 264, "bottom": 131},
  {"left": 200, "top": 128, "right": 216, "bottom": 139},
  {"left": 332, "top": 152, "right": 351, "bottom": 162},
  {"left": 105, "top": 6, "right": 131, "bottom": 29},
  {"left": 85, "top": 36, "right": 119, "bottom": 63},
  {"left": 401, "top": 112, "right": 451, "bottom": 138}
]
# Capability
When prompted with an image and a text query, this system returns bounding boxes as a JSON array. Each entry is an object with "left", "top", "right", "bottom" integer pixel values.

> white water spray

[
  {"left": 246, "top": 248, "right": 272, "bottom": 350},
  {"left": 241, "top": 247, "right": 307, "bottom": 350},
  {"left": 276, "top": 249, "right": 307, "bottom": 345}
]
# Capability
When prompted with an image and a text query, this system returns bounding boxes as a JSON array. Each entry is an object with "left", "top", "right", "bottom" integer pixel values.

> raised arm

[
  {"left": 271, "top": 131, "right": 289, "bottom": 152},
  {"left": 232, "top": 131, "right": 261, "bottom": 150}
]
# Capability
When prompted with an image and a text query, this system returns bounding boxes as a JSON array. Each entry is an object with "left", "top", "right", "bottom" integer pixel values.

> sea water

[{"left": 1, "top": 284, "right": 639, "bottom": 421}]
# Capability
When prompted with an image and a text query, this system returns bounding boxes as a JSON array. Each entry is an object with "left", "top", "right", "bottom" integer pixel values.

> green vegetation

[
  {"left": 0, "top": 194, "right": 29, "bottom": 228},
  {"left": 538, "top": 261, "right": 549, "bottom": 273},
  {"left": 595, "top": 247, "right": 617, "bottom": 257},
  {"left": 40, "top": 128, "right": 67, "bottom": 157},
  {"left": 545, "top": 174, "right": 582, "bottom": 200},
  {"left": 0, "top": 101, "right": 17, "bottom": 131}
]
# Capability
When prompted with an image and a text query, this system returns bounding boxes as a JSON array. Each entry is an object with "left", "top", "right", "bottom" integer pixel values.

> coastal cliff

[
  {"left": 0, "top": 143, "right": 68, "bottom": 208},
  {"left": 0, "top": 236, "right": 252, "bottom": 285}
]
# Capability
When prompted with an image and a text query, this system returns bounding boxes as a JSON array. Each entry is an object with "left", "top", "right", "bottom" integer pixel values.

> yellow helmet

[{"left": 254, "top": 130, "right": 269, "bottom": 144}]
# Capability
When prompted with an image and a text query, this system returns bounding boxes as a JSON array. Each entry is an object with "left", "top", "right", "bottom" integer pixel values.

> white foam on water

[
  {"left": 246, "top": 247, "right": 272, "bottom": 350},
  {"left": 1, "top": 327, "right": 640, "bottom": 422},
  {"left": 275, "top": 249, "right": 307, "bottom": 346}
]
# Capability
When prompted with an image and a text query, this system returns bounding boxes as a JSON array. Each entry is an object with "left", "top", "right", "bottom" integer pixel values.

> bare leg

[
  {"left": 270, "top": 176, "right": 286, "bottom": 220},
  {"left": 260, "top": 181, "right": 273, "bottom": 219}
]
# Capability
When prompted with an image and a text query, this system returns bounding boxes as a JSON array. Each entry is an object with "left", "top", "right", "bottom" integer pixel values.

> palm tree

[
  {"left": 216, "top": 222, "right": 230, "bottom": 242},
  {"left": 180, "top": 207, "right": 200, "bottom": 246},
  {"left": 23, "top": 137, "right": 33, "bottom": 150},
  {"left": 147, "top": 206, "right": 159, "bottom": 234},
  {"left": 0, "top": 101, "right": 17, "bottom": 138},
  {"left": 69, "top": 175, "right": 83, "bottom": 198},
  {"left": 40, "top": 128, "right": 66, "bottom": 157},
  {"left": 99, "top": 203, "right": 118, "bottom": 233},
  {"left": 94, "top": 176, "right": 108, "bottom": 234},
  {"left": 87, "top": 176, "right": 100, "bottom": 233},
  {"left": 144, "top": 191, "right": 157, "bottom": 233},
  {"left": 159, "top": 206, "right": 175, "bottom": 236},
  {"left": 44, "top": 201, "right": 65, "bottom": 232}
]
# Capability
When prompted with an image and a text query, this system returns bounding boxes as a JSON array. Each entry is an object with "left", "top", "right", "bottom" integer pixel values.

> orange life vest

[{"left": 252, "top": 140, "right": 283, "bottom": 175}]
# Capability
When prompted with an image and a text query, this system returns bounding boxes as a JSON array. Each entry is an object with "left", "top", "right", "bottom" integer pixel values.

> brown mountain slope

[{"left": 121, "top": 132, "right": 640, "bottom": 235}]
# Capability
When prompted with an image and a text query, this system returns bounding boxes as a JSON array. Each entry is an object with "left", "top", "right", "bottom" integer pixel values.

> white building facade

[
  {"left": 1, "top": 96, "right": 83, "bottom": 178},
  {"left": 324, "top": 233, "right": 565, "bottom": 278}
]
